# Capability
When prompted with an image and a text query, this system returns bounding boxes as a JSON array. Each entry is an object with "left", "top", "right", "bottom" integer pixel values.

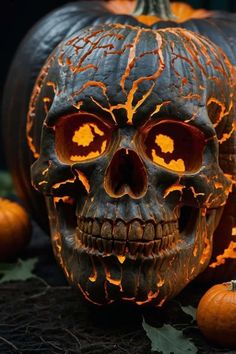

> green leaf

[
  {"left": 0, "top": 258, "right": 37, "bottom": 283},
  {"left": 180, "top": 305, "right": 197, "bottom": 320},
  {"left": 142, "top": 318, "right": 197, "bottom": 354},
  {"left": 0, "top": 170, "right": 15, "bottom": 196}
]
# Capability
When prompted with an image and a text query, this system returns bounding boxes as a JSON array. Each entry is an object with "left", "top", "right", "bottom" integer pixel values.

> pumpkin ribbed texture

[
  {"left": 197, "top": 281, "right": 236, "bottom": 348},
  {"left": 0, "top": 199, "right": 31, "bottom": 261}
]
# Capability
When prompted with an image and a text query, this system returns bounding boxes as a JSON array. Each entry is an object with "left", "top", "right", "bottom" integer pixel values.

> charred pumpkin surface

[{"left": 26, "top": 23, "right": 236, "bottom": 305}]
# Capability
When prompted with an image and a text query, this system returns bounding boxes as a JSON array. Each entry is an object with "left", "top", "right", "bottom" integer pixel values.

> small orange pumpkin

[
  {"left": 0, "top": 198, "right": 31, "bottom": 261},
  {"left": 197, "top": 280, "right": 236, "bottom": 348}
]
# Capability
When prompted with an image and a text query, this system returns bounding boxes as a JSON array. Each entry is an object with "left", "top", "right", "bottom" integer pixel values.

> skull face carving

[{"left": 30, "top": 24, "right": 234, "bottom": 305}]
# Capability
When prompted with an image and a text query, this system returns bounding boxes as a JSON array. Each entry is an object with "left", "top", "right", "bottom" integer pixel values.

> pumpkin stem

[
  {"left": 229, "top": 280, "right": 236, "bottom": 291},
  {"left": 133, "top": 0, "right": 175, "bottom": 20}
]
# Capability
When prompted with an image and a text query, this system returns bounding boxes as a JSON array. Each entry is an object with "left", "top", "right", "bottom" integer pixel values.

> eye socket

[
  {"left": 55, "top": 113, "right": 113, "bottom": 163},
  {"left": 142, "top": 120, "right": 206, "bottom": 173}
]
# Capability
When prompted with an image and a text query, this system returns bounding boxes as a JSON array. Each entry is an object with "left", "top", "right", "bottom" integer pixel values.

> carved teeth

[
  {"left": 107, "top": 240, "right": 113, "bottom": 253},
  {"left": 88, "top": 220, "right": 93, "bottom": 234},
  {"left": 156, "top": 224, "right": 163, "bottom": 238},
  {"left": 84, "top": 221, "right": 88, "bottom": 233},
  {"left": 79, "top": 218, "right": 179, "bottom": 241},
  {"left": 101, "top": 221, "right": 112, "bottom": 239},
  {"left": 114, "top": 240, "right": 126, "bottom": 255},
  {"left": 88, "top": 235, "right": 92, "bottom": 248},
  {"left": 153, "top": 239, "right": 161, "bottom": 253},
  {"left": 137, "top": 242, "right": 144, "bottom": 254},
  {"left": 144, "top": 242, "right": 154, "bottom": 257},
  {"left": 113, "top": 221, "right": 127, "bottom": 240},
  {"left": 92, "top": 220, "right": 100, "bottom": 235},
  {"left": 92, "top": 237, "right": 97, "bottom": 249},
  {"left": 128, "top": 242, "right": 139, "bottom": 256},
  {"left": 162, "top": 236, "right": 168, "bottom": 249},
  {"left": 143, "top": 222, "right": 155, "bottom": 241},
  {"left": 77, "top": 218, "right": 179, "bottom": 256},
  {"left": 128, "top": 220, "right": 143, "bottom": 240},
  {"left": 97, "top": 238, "right": 103, "bottom": 253},
  {"left": 163, "top": 223, "right": 169, "bottom": 236},
  {"left": 77, "top": 230, "right": 178, "bottom": 256}
]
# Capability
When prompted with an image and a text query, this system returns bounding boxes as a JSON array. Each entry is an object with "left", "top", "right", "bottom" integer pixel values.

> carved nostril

[{"left": 104, "top": 149, "right": 148, "bottom": 199}]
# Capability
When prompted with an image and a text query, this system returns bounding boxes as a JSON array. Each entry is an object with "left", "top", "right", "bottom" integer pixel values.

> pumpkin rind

[
  {"left": 197, "top": 281, "right": 236, "bottom": 347},
  {"left": 3, "top": 1, "right": 236, "bottom": 228},
  {"left": 1, "top": 0, "right": 236, "bottom": 302},
  {"left": 0, "top": 199, "right": 31, "bottom": 261},
  {"left": 27, "top": 22, "right": 235, "bottom": 305}
]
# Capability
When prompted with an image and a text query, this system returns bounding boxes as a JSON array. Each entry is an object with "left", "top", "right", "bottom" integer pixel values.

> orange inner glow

[
  {"left": 55, "top": 113, "right": 112, "bottom": 163},
  {"left": 71, "top": 141, "right": 107, "bottom": 162},
  {"left": 156, "top": 134, "right": 174, "bottom": 153},
  {"left": 117, "top": 255, "right": 126, "bottom": 264},
  {"left": 143, "top": 120, "right": 205, "bottom": 173},
  {"left": 72, "top": 123, "right": 104, "bottom": 147},
  {"left": 152, "top": 150, "right": 185, "bottom": 172},
  {"left": 210, "top": 241, "right": 236, "bottom": 268}
]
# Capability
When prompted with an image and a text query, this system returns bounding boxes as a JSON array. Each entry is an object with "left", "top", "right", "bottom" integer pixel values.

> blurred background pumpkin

[{"left": 0, "top": 198, "right": 31, "bottom": 261}]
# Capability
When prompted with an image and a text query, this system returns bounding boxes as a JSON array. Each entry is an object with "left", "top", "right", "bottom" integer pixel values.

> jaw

[{"left": 46, "top": 196, "right": 222, "bottom": 306}]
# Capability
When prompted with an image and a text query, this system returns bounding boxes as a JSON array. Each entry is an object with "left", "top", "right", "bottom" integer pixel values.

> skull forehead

[{"left": 45, "top": 24, "right": 234, "bottom": 127}]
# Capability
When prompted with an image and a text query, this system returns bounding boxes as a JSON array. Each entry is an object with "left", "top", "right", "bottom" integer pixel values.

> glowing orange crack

[
  {"left": 189, "top": 186, "right": 205, "bottom": 198},
  {"left": 120, "top": 28, "right": 142, "bottom": 95},
  {"left": 210, "top": 241, "right": 236, "bottom": 268},
  {"left": 75, "top": 170, "right": 91, "bottom": 193},
  {"left": 200, "top": 232, "right": 211, "bottom": 265},
  {"left": 136, "top": 291, "right": 159, "bottom": 305},
  {"left": 72, "top": 100, "right": 83, "bottom": 111},
  {"left": 163, "top": 184, "right": 185, "bottom": 198},
  {"left": 150, "top": 101, "right": 171, "bottom": 117},
  {"left": 27, "top": 56, "right": 55, "bottom": 159},
  {"left": 207, "top": 97, "right": 232, "bottom": 128},
  {"left": 53, "top": 196, "right": 75, "bottom": 204},
  {"left": 214, "top": 182, "right": 224, "bottom": 189},
  {"left": 52, "top": 176, "right": 76, "bottom": 190},
  {"left": 218, "top": 124, "right": 235, "bottom": 144},
  {"left": 88, "top": 256, "right": 98, "bottom": 283},
  {"left": 43, "top": 97, "right": 51, "bottom": 114}
]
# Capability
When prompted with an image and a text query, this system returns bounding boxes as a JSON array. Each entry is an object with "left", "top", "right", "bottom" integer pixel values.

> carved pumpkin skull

[{"left": 30, "top": 24, "right": 234, "bottom": 305}]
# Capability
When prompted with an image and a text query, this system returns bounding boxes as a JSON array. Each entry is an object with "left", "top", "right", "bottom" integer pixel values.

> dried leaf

[
  {"left": 142, "top": 318, "right": 197, "bottom": 354},
  {"left": 0, "top": 258, "right": 37, "bottom": 283}
]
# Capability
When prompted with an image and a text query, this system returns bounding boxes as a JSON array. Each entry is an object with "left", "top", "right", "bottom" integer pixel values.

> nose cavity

[{"left": 104, "top": 149, "right": 148, "bottom": 199}]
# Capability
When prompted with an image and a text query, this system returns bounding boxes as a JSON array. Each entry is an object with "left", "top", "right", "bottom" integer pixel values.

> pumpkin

[
  {"left": 197, "top": 280, "right": 236, "bottom": 348},
  {"left": 0, "top": 199, "right": 31, "bottom": 261},
  {"left": 1, "top": 0, "right": 236, "bottom": 304},
  {"left": 3, "top": 0, "right": 235, "bottom": 229}
]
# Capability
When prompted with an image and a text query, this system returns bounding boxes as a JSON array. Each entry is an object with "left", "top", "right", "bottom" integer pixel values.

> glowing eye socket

[
  {"left": 55, "top": 113, "right": 112, "bottom": 163},
  {"left": 142, "top": 120, "right": 206, "bottom": 173}
]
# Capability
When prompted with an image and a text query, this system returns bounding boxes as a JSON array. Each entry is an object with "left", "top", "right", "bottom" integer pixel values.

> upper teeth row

[{"left": 77, "top": 218, "right": 178, "bottom": 241}]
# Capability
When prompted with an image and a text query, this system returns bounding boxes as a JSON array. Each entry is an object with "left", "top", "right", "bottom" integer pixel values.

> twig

[
  {"left": 0, "top": 335, "right": 19, "bottom": 352},
  {"left": 64, "top": 328, "right": 81, "bottom": 350},
  {"left": 39, "top": 335, "right": 64, "bottom": 351}
]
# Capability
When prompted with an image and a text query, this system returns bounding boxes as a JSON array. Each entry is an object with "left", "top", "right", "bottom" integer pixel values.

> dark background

[{"left": 0, "top": 0, "right": 235, "bottom": 169}]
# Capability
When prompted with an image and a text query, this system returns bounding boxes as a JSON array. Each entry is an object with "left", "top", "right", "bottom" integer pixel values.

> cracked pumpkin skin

[
  {"left": 2, "top": 1, "right": 236, "bottom": 304},
  {"left": 28, "top": 24, "right": 234, "bottom": 305}
]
